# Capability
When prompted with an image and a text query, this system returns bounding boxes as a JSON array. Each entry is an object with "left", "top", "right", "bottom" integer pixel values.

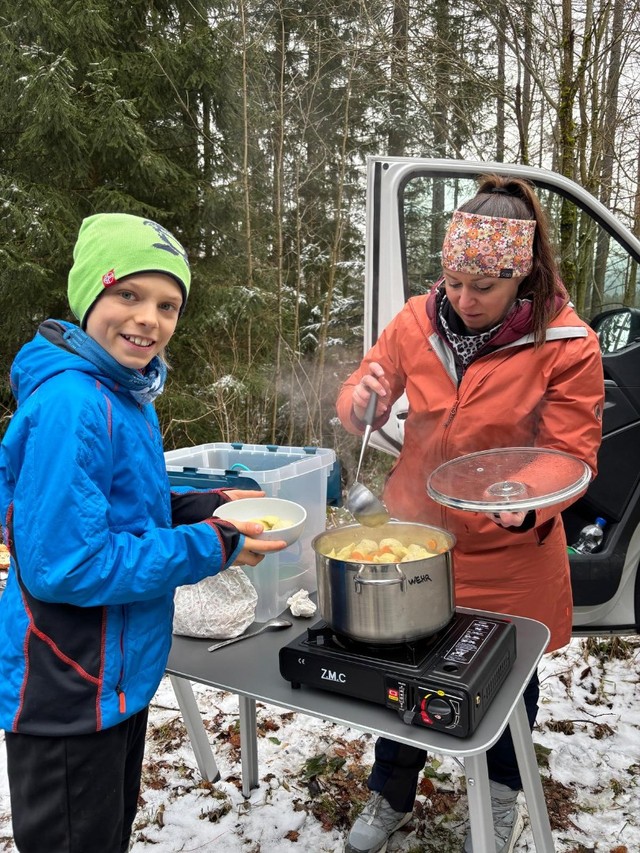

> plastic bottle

[{"left": 571, "top": 517, "right": 607, "bottom": 554}]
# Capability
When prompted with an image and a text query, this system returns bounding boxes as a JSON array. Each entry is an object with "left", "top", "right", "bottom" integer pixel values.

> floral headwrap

[{"left": 441, "top": 210, "right": 536, "bottom": 278}]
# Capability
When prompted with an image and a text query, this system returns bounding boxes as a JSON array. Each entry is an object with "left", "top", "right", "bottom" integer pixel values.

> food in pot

[
  {"left": 322, "top": 535, "right": 445, "bottom": 563},
  {"left": 247, "top": 515, "right": 294, "bottom": 530},
  {"left": 313, "top": 521, "right": 456, "bottom": 643}
]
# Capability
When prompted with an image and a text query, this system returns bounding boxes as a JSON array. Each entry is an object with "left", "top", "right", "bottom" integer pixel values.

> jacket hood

[{"left": 10, "top": 320, "right": 101, "bottom": 406}]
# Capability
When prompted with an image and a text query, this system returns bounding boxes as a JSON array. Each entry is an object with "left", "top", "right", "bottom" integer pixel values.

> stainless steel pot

[{"left": 312, "top": 521, "right": 456, "bottom": 645}]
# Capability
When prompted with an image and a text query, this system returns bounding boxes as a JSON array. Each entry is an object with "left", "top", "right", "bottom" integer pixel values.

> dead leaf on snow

[
  {"left": 546, "top": 719, "right": 575, "bottom": 734},
  {"left": 299, "top": 753, "right": 372, "bottom": 831},
  {"left": 418, "top": 776, "right": 436, "bottom": 797},
  {"left": 593, "top": 722, "right": 615, "bottom": 739},
  {"left": 542, "top": 777, "right": 582, "bottom": 832},
  {"left": 425, "top": 790, "right": 461, "bottom": 817},
  {"left": 258, "top": 717, "right": 280, "bottom": 735},
  {"left": 147, "top": 717, "right": 188, "bottom": 751},
  {"left": 559, "top": 672, "right": 572, "bottom": 688}
]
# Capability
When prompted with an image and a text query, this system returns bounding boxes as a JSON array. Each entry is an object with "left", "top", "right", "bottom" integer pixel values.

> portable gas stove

[{"left": 279, "top": 611, "right": 516, "bottom": 738}]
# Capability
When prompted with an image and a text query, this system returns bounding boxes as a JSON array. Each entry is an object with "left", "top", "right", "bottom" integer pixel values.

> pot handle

[{"left": 354, "top": 565, "right": 407, "bottom": 593}]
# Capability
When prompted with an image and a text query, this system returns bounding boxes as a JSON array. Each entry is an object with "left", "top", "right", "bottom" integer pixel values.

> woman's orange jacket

[{"left": 337, "top": 295, "right": 604, "bottom": 651}]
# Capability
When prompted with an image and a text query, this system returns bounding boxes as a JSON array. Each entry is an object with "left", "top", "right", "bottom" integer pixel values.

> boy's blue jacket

[{"left": 0, "top": 321, "right": 244, "bottom": 735}]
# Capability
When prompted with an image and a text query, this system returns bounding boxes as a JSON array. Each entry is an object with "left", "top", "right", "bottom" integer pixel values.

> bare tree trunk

[
  {"left": 269, "top": 11, "right": 287, "bottom": 442},
  {"left": 576, "top": 0, "right": 598, "bottom": 191},
  {"left": 286, "top": 158, "right": 304, "bottom": 447},
  {"left": 513, "top": 0, "right": 533, "bottom": 164},
  {"left": 430, "top": 0, "right": 450, "bottom": 259},
  {"left": 622, "top": 141, "right": 640, "bottom": 307},
  {"left": 388, "top": 0, "right": 409, "bottom": 156},
  {"left": 239, "top": 0, "right": 253, "bottom": 286},
  {"left": 238, "top": 0, "right": 254, "bottom": 375},
  {"left": 591, "top": 0, "right": 625, "bottom": 315},
  {"left": 201, "top": 93, "right": 213, "bottom": 259},
  {"left": 307, "top": 50, "right": 359, "bottom": 447},
  {"left": 496, "top": 4, "right": 506, "bottom": 161},
  {"left": 558, "top": 0, "right": 579, "bottom": 304}
]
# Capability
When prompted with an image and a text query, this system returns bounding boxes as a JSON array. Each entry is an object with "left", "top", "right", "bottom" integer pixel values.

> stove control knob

[{"left": 425, "top": 695, "right": 454, "bottom": 725}]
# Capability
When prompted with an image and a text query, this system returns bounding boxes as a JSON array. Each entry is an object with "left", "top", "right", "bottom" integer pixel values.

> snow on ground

[{"left": 0, "top": 635, "right": 638, "bottom": 852}]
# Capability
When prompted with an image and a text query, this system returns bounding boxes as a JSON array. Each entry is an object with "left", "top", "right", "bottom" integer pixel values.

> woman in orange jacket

[{"left": 337, "top": 175, "right": 604, "bottom": 853}]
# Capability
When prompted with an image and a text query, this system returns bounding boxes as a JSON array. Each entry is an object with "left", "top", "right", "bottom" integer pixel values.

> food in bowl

[
  {"left": 213, "top": 496, "right": 307, "bottom": 546},
  {"left": 321, "top": 535, "right": 445, "bottom": 563},
  {"left": 246, "top": 515, "right": 293, "bottom": 530}
]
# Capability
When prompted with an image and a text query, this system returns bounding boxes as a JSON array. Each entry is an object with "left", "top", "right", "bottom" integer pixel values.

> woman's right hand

[
  {"left": 352, "top": 362, "right": 392, "bottom": 421},
  {"left": 231, "top": 520, "right": 287, "bottom": 566}
]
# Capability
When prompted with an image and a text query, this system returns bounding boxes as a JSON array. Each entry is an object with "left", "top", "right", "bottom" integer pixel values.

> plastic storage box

[{"left": 165, "top": 443, "right": 337, "bottom": 621}]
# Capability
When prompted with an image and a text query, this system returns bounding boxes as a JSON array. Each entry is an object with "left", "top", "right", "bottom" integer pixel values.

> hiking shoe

[
  {"left": 463, "top": 780, "right": 524, "bottom": 853},
  {"left": 345, "top": 792, "right": 412, "bottom": 853}
]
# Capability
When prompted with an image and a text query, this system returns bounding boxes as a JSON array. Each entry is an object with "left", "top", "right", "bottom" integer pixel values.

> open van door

[{"left": 363, "top": 156, "right": 640, "bottom": 635}]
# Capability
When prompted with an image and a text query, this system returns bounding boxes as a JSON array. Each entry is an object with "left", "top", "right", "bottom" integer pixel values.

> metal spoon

[
  {"left": 346, "top": 391, "right": 390, "bottom": 527},
  {"left": 207, "top": 618, "right": 292, "bottom": 652}
]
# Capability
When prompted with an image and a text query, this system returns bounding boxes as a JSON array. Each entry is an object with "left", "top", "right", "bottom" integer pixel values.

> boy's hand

[
  {"left": 231, "top": 520, "right": 287, "bottom": 566},
  {"left": 223, "top": 489, "right": 266, "bottom": 502}
]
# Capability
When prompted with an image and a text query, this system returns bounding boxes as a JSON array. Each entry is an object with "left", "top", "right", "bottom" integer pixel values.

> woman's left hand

[{"left": 487, "top": 510, "right": 527, "bottom": 527}]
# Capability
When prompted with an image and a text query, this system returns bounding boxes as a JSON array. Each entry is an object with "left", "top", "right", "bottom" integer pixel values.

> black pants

[
  {"left": 368, "top": 673, "right": 540, "bottom": 813},
  {"left": 5, "top": 707, "right": 149, "bottom": 853}
]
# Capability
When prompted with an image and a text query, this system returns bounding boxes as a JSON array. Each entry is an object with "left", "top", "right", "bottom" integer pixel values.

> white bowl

[{"left": 213, "top": 497, "right": 307, "bottom": 546}]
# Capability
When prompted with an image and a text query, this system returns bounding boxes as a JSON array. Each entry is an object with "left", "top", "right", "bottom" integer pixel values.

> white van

[{"left": 362, "top": 156, "right": 640, "bottom": 635}]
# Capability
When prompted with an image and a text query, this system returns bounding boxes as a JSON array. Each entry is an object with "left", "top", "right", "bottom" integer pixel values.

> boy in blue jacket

[{"left": 0, "top": 213, "right": 286, "bottom": 853}]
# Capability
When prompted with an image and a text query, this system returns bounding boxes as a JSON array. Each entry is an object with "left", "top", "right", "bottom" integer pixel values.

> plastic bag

[{"left": 173, "top": 566, "right": 258, "bottom": 639}]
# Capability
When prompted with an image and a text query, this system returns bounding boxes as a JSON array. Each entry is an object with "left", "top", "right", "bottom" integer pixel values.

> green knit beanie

[{"left": 68, "top": 213, "right": 191, "bottom": 325}]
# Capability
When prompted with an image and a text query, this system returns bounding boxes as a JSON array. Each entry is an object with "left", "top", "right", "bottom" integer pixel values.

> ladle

[
  {"left": 346, "top": 391, "right": 390, "bottom": 527},
  {"left": 207, "top": 618, "right": 292, "bottom": 652}
]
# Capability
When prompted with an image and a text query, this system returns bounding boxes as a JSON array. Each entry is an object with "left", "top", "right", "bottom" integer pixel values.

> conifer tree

[{"left": 0, "top": 0, "right": 231, "bottom": 433}]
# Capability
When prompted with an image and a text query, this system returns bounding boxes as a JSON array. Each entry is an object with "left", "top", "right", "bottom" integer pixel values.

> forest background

[{"left": 1, "top": 0, "right": 639, "bottom": 464}]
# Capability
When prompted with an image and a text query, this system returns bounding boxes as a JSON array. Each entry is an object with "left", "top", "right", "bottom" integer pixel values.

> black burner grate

[{"left": 303, "top": 620, "right": 448, "bottom": 669}]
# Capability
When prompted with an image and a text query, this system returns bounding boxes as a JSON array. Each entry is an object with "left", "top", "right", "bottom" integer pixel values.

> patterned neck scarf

[
  {"left": 62, "top": 324, "right": 168, "bottom": 405},
  {"left": 437, "top": 292, "right": 505, "bottom": 368}
]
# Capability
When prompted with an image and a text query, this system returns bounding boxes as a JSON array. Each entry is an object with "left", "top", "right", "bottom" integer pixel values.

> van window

[{"left": 400, "top": 175, "right": 639, "bottom": 322}]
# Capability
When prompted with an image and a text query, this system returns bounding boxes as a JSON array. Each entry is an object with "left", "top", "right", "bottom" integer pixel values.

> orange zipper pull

[{"left": 117, "top": 687, "right": 126, "bottom": 714}]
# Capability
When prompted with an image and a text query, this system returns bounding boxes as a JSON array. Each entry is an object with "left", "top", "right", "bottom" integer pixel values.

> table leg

[
  {"left": 239, "top": 695, "right": 259, "bottom": 798},
  {"left": 509, "top": 697, "right": 555, "bottom": 852},
  {"left": 464, "top": 753, "right": 496, "bottom": 851},
  {"left": 169, "top": 675, "right": 220, "bottom": 783}
]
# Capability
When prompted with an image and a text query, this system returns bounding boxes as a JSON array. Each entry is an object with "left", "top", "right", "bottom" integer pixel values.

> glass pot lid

[{"left": 427, "top": 447, "right": 591, "bottom": 512}]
